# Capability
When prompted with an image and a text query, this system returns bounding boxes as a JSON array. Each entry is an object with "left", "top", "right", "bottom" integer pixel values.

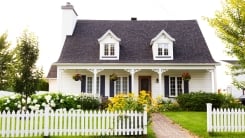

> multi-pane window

[
  {"left": 169, "top": 77, "right": 183, "bottom": 97},
  {"left": 96, "top": 77, "right": 100, "bottom": 95},
  {"left": 115, "top": 77, "right": 128, "bottom": 94},
  {"left": 87, "top": 77, "right": 93, "bottom": 93},
  {"left": 104, "top": 43, "right": 115, "bottom": 56},
  {"left": 158, "top": 43, "right": 169, "bottom": 56}
]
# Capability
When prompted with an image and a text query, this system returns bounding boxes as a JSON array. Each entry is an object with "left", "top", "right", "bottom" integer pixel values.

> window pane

[
  {"left": 104, "top": 44, "right": 109, "bottom": 55},
  {"left": 110, "top": 44, "right": 115, "bottom": 55},
  {"left": 170, "top": 77, "right": 176, "bottom": 96},
  {"left": 163, "top": 43, "right": 168, "bottom": 55},
  {"left": 177, "top": 77, "right": 182, "bottom": 94},
  {"left": 158, "top": 47, "right": 162, "bottom": 55},
  {"left": 87, "top": 77, "right": 93, "bottom": 93},
  {"left": 96, "top": 77, "right": 100, "bottom": 94},
  {"left": 115, "top": 77, "right": 121, "bottom": 94},
  {"left": 122, "top": 77, "right": 128, "bottom": 93}
]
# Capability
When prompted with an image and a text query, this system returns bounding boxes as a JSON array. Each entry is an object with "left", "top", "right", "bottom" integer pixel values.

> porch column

[
  {"left": 88, "top": 69, "right": 103, "bottom": 95},
  {"left": 125, "top": 69, "right": 140, "bottom": 95},
  {"left": 152, "top": 69, "right": 167, "bottom": 96},
  {"left": 208, "top": 69, "right": 215, "bottom": 92}
]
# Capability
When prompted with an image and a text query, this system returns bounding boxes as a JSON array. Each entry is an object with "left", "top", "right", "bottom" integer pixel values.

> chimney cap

[
  {"left": 61, "top": 2, "right": 78, "bottom": 16},
  {"left": 131, "top": 17, "right": 137, "bottom": 21}
]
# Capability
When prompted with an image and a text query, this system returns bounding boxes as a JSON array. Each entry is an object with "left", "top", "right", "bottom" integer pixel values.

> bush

[
  {"left": 0, "top": 92, "right": 101, "bottom": 112},
  {"left": 156, "top": 98, "right": 181, "bottom": 112},
  {"left": 107, "top": 91, "right": 153, "bottom": 112},
  {"left": 176, "top": 92, "right": 226, "bottom": 111}
]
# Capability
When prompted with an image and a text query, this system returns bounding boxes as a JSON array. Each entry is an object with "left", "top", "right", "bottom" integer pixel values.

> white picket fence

[
  {"left": 0, "top": 106, "right": 147, "bottom": 137},
  {"left": 207, "top": 103, "right": 245, "bottom": 132}
]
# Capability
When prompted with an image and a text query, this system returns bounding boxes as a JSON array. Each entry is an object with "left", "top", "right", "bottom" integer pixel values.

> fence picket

[
  {"left": 0, "top": 107, "right": 147, "bottom": 137},
  {"left": 206, "top": 103, "right": 245, "bottom": 133}
]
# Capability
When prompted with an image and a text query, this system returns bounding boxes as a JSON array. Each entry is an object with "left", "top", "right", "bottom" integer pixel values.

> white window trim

[
  {"left": 156, "top": 43, "right": 171, "bottom": 58},
  {"left": 96, "top": 77, "right": 100, "bottom": 95},
  {"left": 169, "top": 76, "right": 183, "bottom": 97},
  {"left": 86, "top": 76, "right": 93, "bottom": 93},
  {"left": 114, "top": 76, "right": 129, "bottom": 95},
  {"left": 102, "top": 43, "right": 116, "bottom": 57}
]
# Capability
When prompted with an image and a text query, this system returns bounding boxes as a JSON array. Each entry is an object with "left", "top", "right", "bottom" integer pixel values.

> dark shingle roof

[
  {"left": 47, "top": 65, "right": 57, "bottom": 78},
  {"left": 57, "top": 20, "right": 215, "bottom": 64}
]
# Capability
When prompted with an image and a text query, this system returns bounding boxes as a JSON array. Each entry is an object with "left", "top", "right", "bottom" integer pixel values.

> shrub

[
  {"left": 176, "top": 92, "right": 226, "bottom": 111},
  {"left": 156, "top": 98, "right": 181, "bottom": 112},
  {"left": 0, "top": 92, "right": 101, "bottom": 112},
  {"left": 107, "top": 91, "right": 154, "bottom": 112}
]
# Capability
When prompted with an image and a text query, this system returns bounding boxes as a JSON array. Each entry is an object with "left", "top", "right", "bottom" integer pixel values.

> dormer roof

[
  {"left": 150, "top": 29, "right": 175, "bottom": 45},
  {"left": 98, "top": 30, "right": 121, "bottom": 42}
]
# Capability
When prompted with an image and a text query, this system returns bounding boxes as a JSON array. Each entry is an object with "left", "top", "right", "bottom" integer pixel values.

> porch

[{"left": 55, "top": 64, "right": 217, "bottom": 98}]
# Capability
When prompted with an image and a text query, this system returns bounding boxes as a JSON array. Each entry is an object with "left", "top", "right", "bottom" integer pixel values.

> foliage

[
  {"left": 156, "top": 98, "right": 181, "bottom": 112},
  {"left": 0, "top": 92, "right": 101, "bottom": 112},
  {"left": 107, "top": 91, "right": 154, "bottom": 112},
  {"left": 13, "top": 30, "right": 41, "bottom": 97},
  {"left": 36, "top": 78, "right": 49, "bottom": 91},
  {"left": 72, "top": 74, "right": 82, "bottom": 81},
  {"left": 176, "top": 92, "right": 226, "bottom": 111},
  {"left": 206, "top": 0, "right": 245, "bottom": 89},
  {"left": 0, "top": 32, "right": 15, "bottom": 90}
]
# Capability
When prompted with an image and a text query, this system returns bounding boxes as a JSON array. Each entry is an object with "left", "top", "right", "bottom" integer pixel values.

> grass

[{"left": 163, "top": 112, "right": 245, "bottom": 138}]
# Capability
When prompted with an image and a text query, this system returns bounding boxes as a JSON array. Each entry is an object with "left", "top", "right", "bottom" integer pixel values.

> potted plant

[
  {"left": 72, "top": 74, "right": 82, "bottom": 81},
  {"left": 182, "top": 72, "right": 191, "bottom": 81},
  {"left": 110, "top": 73, "right": 118, "bottom": 81}
]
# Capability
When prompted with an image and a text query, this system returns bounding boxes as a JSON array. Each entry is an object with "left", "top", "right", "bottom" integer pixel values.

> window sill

[
  {"left": 102, "top": 56, "right": 117, "bottom": 58},
  {"left": 155, "top": 56, "right": 171, "bottom": 58}
]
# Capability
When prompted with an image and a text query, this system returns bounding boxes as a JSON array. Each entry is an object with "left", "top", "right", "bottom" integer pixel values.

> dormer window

[
  {"left": 98, "top": 30, "right": 121, "bottom": 60},
  {"left": 151, "top": 30, "right": 175, "bottom": 60},
  {"left": 104, "top": 43, "right": 115, "bottom": 56},
  {"left": 158, "top": 43, "right": 169, "bottom": 56}
]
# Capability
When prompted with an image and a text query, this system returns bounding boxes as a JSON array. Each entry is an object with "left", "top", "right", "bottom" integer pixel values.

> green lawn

[{"left": 163, "top": 112, "right": 245, "bottom": 138}]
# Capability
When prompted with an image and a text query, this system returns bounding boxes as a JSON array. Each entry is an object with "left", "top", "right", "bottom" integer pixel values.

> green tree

[
  {"left": 0, "top": 32, "right": 14, "bottom": 90},
  {"left": 207, "top": 0, "right": 245, "bottom": 89},
  {"left": 13, "top": 30, "right": 42, "bottom": 109}
]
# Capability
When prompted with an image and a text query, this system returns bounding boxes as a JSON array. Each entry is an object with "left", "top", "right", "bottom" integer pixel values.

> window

[
  {"left": 158, "top": 43, "right": 169, "bottom": 56},
  {"left": 96, "top": 77, "right": 100, "bottom": 94},
  {"left": 115, "top": 77, "right": 128, "bottom": 94},
  {"left": 104, "top": 43, "right": 115, "bottom": 56},
  {"left": 87, "top": 77, "right": 93, "bottom": 93},
  {"left": 169, "top": 77, "right": 183, "bottom": 97}
]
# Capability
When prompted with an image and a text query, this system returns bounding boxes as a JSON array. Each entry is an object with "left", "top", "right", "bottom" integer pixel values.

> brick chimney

[{"left": 61, "top": 2, "right": 78, "bottom": 45}]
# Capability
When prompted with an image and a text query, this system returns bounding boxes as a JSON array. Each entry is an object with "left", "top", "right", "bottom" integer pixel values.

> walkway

[{"left": 151, "top": 113, "right": 198, "bottom": 138}]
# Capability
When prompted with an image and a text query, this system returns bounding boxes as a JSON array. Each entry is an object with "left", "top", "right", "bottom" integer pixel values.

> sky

[{"left": 0, "top": 0, "right": 231, "bottom": 89}]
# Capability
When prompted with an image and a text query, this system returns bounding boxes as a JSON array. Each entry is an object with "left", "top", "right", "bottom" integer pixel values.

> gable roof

[
  {"left": 150, "top": 29, "right": 175, "bottom": 45},
  {"left": 98, "top": 29, "right": 121, "bottom": 42},
  {"left": 57, "top": 20, "right": 216, "bottom": 64},
  {"left": 47, "top": 65, "right": 57, "bottom": 78}
]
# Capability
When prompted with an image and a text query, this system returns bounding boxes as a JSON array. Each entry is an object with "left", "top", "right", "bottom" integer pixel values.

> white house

[{"left": 47, "top": 2, "right": 219, "bottom": 98}]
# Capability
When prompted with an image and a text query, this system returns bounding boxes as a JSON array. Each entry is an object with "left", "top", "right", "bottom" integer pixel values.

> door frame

[{"left": 138, "top": 76, "right": 151, "bottom": 94}]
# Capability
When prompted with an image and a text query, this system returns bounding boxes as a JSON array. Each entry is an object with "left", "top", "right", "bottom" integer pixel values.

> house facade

[{"left": 47, "top": 3, "right": 219, "bottom": 98}]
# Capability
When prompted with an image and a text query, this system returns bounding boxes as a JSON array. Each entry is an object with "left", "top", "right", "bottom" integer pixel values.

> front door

[{"left": 139, "top": 76, "right": 151, "bottom": 94}]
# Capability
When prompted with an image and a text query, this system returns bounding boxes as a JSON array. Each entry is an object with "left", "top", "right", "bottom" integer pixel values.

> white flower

[
  {"left": 5, "top": 107, "right": 9, "bottom": 110},
  {"left": 60, "top": 99, "right": 64, "bottom": 103},
  {"left": 10, "top": 95, "right": 16, "bottom": 99},
  {"left": 42, "top": 103, "right": 46, "bottom": 107},
  {"left": 45, "top": 95, "right": 52, "bottom": 102},
  {"left": 33, "top": 99, "right": 38, "bottom": 104},
  {"left": 50, "top": 100, "right": 56, "bottom": 107},
  {"left": 35, "top": 104, "right": 40, "bottom": 109},
  {"left": 27, "top": 97, "right": 31, "bottom": 104},
  {"left": 6, "top": 99, "right": 10, "bottom": 103},
  {"left": 22, "top": 99, "right": 26, "bottom": 103},
  {"left": 77, "top": 105, "right": 81, "bottom": 109},
  {"left": 14, "top": 103, "right": 17, "bottom": 106},
  {"left": 17, "top": 104, "right": 21, "bottom": 108}
]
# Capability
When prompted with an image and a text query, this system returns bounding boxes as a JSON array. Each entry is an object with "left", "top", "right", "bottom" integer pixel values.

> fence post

[
  {"left": 207, "top": 103, "right": 212, "bottom": 132},
  {"left": 44, "top": 105, "right": 50, "bottom": 137},
  {"left": 143, "top": 105, "right": 147, "bottom": 135}
]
